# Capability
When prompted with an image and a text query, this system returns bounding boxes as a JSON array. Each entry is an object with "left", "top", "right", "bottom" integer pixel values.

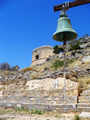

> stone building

[{"left": 32, "top": 46, "right": 54, "bottom": 65}]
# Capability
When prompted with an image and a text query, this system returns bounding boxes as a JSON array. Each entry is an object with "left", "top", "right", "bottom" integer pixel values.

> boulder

[{"left": 82, "top": 56, "right": 90, "bottom": 63}]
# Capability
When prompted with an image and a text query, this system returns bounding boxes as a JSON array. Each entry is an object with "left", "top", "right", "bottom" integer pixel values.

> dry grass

[
  {"left": 78, "top": 76, "right": 90, "bottom": 94},
  {"left": 0, "top": 108, "right": 15, "bottom": 115},
  {"left": 80, "top": 118, "right": 90, "bottom": 120},
  {"left": 21, "top": 67, "right": 33, "bottom": 72},
  {"left": 68, "top": 59, "right": 81, "bottom": 68},
  {"left": 31, "top": 57, "right": 64, "bottom": 72}
]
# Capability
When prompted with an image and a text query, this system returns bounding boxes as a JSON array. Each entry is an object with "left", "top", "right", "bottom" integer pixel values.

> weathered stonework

[
  {"left": 26, "top": 77, "right": 78, "bottom": 104},
  {"left": 32, "top": 46, "right": 54, "bottom": 65},
  {"left": 27, "top": 77, "right": 78, "bottom": 91}
]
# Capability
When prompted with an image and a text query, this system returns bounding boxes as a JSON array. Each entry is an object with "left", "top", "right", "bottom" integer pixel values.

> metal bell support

[{"left": 53, "top": 9, "right": 77, "bottom": 104}]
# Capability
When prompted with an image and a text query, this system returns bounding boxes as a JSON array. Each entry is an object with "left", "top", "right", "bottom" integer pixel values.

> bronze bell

[{"left": 53, "top": 11, "right": 77, "bottom": 41}]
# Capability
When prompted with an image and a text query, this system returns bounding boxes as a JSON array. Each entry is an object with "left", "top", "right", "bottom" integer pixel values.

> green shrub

[
  {"left": 67, "top": 58, "right": 75, "bottom": 64},
  {"left": 31, "top": 109, "right": 44, "bottom": 115},
  {"left": 53, "top": 45, "right": 61, "bottom": 54},
  {"left": 15, "top": 107, "right": 44, "bottom": 115},
  {"left": 53, "top": 45, "right": 64, "bottom": 54},
  {"left": 15, "top": 106, "right": 24, "bottom": 112},
  {"left": 52, "top": 60, "right": 64, "bottom": 70},
  {"left": 51, "top": 58, "right": 75, "bottom": 70},
  {"left": 70, "top": 40, "right": 80, "bottom": 51},
  {"left": 74, "top": 115, "right": 80, "bottom": 120},
  {"left": 15, "top": 106, "right": 30, "bottom": 113}
]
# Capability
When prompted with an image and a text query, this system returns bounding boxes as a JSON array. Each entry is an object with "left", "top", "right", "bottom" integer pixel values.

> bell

[{"left": 53, "top": 11, "right": 77, "bottom": 41}]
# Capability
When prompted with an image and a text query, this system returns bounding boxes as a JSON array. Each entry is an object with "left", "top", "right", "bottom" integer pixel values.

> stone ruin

[{"left": 32, "top": 46, "right": 54, "bottom": 65}]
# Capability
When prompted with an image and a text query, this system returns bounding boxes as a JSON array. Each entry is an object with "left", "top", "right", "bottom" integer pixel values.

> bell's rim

[
  {"left": 53, "top": 31, "right": 77, "bottom": 42},
  {"left": 58, "top": 16, "right": 69, "bottom": 21}
]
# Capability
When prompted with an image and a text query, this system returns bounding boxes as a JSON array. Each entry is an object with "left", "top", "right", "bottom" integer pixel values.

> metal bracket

[
  {"left": 62, "top": 1, "right": 70, "bottom": 11},
  {"left": 60, "top": 1, "right": 69, "bottom": 16},
  {"left": 65, "top": 1, "right": 70, "bottom": 9}
]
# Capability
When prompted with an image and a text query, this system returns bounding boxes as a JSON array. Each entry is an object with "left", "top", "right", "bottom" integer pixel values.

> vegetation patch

[
  {"left": 15, "top": 107, "right": 44, "bottom": 115},
  {"left": 74, "top": 115, "right": 80, "bottom": 120},
  {"left": 78, "top": 77, "right": 90, "bottom": 88},
  {"left": 53, "top": 45, "right": 64, "bottom": 54},
  {"left": 70, "top": 40, "right": 80, "bottom": 51},
  {"left": 31, "top": 109, "right": 44, "bottom": 115},
  {"left": 78, "top": 76, "right": 90, "bottom": 95},
  {"left": 0, "top": 108, "right": 14, "bottom": 114},
  {"left": 51, "top": 60, "right": 64, "bottom": 70},
  {"left": 21, "top": 67, "right": 32, "bottom": 72},
  {"left": 51, "top": 58, "right": 75, "bottom": 70},
  {"left": 15, "top": 106, "right": 31, "bottom": 114}
]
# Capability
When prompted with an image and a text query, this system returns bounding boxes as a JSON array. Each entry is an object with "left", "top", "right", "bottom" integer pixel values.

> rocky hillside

[
  {"left": 30, "top": 36, "right": 90, "bottom": 86},
  {"left": 0, "top": 35, "right": 89, "bottom": 112}
]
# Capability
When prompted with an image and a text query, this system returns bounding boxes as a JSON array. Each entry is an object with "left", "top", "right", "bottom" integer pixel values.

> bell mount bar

[{"left": 54, "top": 0, "right": 90, "bottom": 12}]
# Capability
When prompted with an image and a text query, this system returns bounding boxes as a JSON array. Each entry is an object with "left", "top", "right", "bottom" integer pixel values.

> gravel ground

[
  {"left": 80, "top": 112, "right": 90, "bottom": 118},
  {"left": 0, "top": 112, "right": 90, "bottom": 120},
  {"left": 0, "top": 114, "right": 74, "bottom": 120}
]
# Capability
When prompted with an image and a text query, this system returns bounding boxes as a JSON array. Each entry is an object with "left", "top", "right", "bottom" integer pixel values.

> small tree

[
  {"left": 0, "top": 63, "right": 10, "bottom": 70},
  {"left": 70, "top": 40, "right": 80, "bottom": 51},
  {"left": 74, "top": 115, "right": 80, "bottom": 120},
  {"left": 11, "top": 65, "right": 20, "bottom": 71},
  {"left": 52, "top": 60, "right": 64, "bottom": 70},
  {"left": 53, "top": 45, "right": 64, "bottom": 54}
]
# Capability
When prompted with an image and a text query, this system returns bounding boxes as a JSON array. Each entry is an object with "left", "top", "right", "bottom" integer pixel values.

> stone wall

[
  {"left": 26, "top": 77, "right": 78, "bottom": 104},
  {"left": 0, "top": 75, "right": 78, "bottom": 113},
  {"left": 27, "top": 77, "right": 78, "bottom": 91},
  {"left": 0, "top": 70, "right": 90, "bottom": 112},
  {"left": 77, "top": 86, "right": 90, "bottom": 112}
]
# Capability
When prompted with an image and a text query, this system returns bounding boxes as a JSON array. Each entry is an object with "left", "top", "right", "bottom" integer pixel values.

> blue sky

[{"left": 0, "top": 0, "right": 89, "bottom": 68}]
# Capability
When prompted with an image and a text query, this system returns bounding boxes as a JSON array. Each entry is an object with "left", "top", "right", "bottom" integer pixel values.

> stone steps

[
  {"left": 25, "top": 104, "right": 77, "bottom": 113},
  {"left": 25, "top": 89, "right": 75, "bottom": 95},
  {"left": 80, "top": 90, "right": 90, "bottom": 96},
  {"left": 77, "top": 103, "right": 90, "bottom": 112},
  {"left": 77, "top": 103, "right": 90, "bottom": 107},
  {"left": 78, "top": 95, "right": 90, "bottom": 103},
  {"left": 78, "top": 88, "right": 90, "bottom": 104},
  {"left": 80, "top": 94, "right": 90, "bottom": 96},
  {"left": 78, "top": 100, "right": 90, "bottom": 103},
  {"left": 79, "top": 96, "right": 90, "bottom": 100},
  {"left": 77, "top": 107, "right": 90, "bottom": 112},
  {"left": 80, "top": 93, "right": 90, "bottom": 96},
  {"left": 0, "top": 102, "right": 77, "bottom": 113},
  {"left": 0, "top": 96, "right": 77, "bottom": 105},
  {"left": 29, "top": 99, "right": 77, "bottom": 104}
]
